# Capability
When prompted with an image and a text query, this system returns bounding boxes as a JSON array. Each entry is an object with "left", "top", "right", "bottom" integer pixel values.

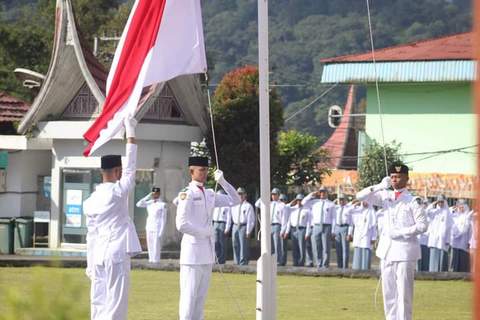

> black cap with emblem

[
  {"left": 188, "top": 156, "right": 209, "bottom": 167},
  {"left": 388, "top": 162, "right": 409, "bottom": 175},
  {"left": 101, "top": 155, "right": 122, "bottom": 169},
  {"left": 152, "top": 187, "right": 161, "bottom": 193}
]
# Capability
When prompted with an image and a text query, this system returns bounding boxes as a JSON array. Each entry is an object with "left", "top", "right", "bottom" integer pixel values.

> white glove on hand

[
  {"left": 124, "top": 116, "right": 137, "bottom": 138},
  {"left": 214, "top": 169, "right": 225, "bottom": 184},
  {"left": 373, "top": 176, "right": 391, "bottom": 192}
]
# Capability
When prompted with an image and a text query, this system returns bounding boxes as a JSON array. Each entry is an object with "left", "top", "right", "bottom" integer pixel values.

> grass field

[{"left": 0, "top": 267, "right": 472, "bottom": 320}]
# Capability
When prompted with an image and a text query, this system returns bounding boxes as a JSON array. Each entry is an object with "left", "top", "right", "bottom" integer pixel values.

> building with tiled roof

[
  {"left": 320, "top": 32, "right": 477, "bottom": 199},
  {"left": 0, "top": 92, "right": 30, "bottom": 122},
  {"left": 0, "top": 0, "right": 209, "bottom": 251}
]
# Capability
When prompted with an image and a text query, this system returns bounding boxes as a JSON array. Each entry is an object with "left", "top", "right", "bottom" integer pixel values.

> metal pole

[{"left": 256, "top": 0, "right": 276, "bottom": 319}]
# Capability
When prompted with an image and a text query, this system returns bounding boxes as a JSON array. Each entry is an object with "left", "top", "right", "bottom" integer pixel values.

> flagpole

[{"left": 257, "top": 0, "right": 276, "bottom": 319}]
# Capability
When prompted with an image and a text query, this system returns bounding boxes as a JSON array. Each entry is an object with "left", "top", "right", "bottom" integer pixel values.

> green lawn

[{"left": 0, "top": 267, "right": 472, "bottom": 320}]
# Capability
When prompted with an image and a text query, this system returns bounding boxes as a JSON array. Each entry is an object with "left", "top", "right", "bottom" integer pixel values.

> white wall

[
  {"left": 50, "top": 139, "right": 192, "bottom": 248},
  {"left": 0, "top": 150, "right": 51, "bottom": 218}
]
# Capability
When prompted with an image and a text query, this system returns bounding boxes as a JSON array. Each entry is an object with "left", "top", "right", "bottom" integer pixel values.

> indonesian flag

[{"left": 83, "top": 0, "right": 207, "bottom": 156}]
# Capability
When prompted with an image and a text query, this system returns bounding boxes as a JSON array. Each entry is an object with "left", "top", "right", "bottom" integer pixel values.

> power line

[{"left": 284, "top": 82, "right": 339, "bottom": 122}]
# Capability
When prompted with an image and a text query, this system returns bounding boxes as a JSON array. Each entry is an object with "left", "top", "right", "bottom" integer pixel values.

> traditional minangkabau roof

[
  {"left": 0, "top": 92, "right": 30, "bottom": 122},
  {"left": 320, "top": 32, "right": 476, "bottom": 83},
  {"left": 18, "top": 0, "right": 208, "bottom": 135},
  {"left": 321, "top": 85, "right": 358, "bottom": 170}
]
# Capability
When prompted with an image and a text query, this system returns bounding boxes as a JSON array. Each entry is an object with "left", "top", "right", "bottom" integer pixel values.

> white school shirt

[{"left": 228, "top": 200, "right": 255, "bottom": 235}]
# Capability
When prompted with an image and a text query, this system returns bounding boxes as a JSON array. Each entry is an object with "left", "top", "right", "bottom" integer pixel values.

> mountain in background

[{"left": 0, "top": 0, "right": 472, "bottom": 141}]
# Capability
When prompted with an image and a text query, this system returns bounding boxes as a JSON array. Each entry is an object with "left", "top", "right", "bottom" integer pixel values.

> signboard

[
  {"left": 0, "top": 151, "right": 8, "bottom": 169},
  {"left": 43, "top": 176, "right": 51, "bottom": 199},
  {"left": 65, "top": 189, "right": 82, "bottom": 227}
]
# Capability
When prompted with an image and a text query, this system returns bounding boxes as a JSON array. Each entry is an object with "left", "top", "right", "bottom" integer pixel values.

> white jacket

[
  {"left": 136, "top": 195, "right": 167, "bottom": 234},
  {"left": 176, "top": 180, "right": 240, "bottom": 265},
  {"left": 357, "top": 187, "right": 427, "bottom": 262},
  {"left": 350, "top": 205, "right": 377, "bottom": 249},
  {"left": 451, "top": 210, "right": 472, "bottom": 251},
  {"left": 426, "top": 204, "right": 452, "bottom": 251},
  {"left": 83, "top": 143, "right": 142, "bottom": 270}
]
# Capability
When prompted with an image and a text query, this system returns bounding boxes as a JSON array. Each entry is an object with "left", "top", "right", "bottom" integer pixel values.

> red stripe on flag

[{"left": 83, "top": 0, "right": 167, "bottom": 156}]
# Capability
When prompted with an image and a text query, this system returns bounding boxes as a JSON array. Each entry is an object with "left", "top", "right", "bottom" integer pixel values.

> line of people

[{"left": 206, "top": 186, "right": 477, "bottom": 273}]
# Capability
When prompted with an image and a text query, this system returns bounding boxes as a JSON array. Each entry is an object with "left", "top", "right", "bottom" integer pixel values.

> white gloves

[
  {"left": 373, "top": 176, "right": 391, "bottom": 192},
  {"left": 124, "top": 116, "right": 137, "bottom": 138},
  {"left": 214, "top": 169, "right": 225, "bottom": 184}
]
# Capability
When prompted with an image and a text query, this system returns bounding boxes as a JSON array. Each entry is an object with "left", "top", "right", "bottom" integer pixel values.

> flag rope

[{"left": 205, "top": 73, "right": 247, "bottom": 320}]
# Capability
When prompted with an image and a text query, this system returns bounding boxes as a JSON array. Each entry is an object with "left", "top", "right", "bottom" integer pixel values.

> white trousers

[
  {"left": 381, "top": 260, "right": 416, "bottom": 320},
  {"left": 146, "top": 230, "right": 162, "bottom": 263},
  {"left": 91, "top": 258, "right": 131, "bottom": 320},
  {"left": 179, "top": 264, "right": 213, "bottom": 320}
]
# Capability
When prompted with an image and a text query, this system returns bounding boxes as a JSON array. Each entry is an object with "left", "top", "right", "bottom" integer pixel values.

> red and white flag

[{"left": 83, "top": 0, "right": 207, "bottom": 156}]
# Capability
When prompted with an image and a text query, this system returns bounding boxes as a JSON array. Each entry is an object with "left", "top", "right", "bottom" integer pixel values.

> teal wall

[{"left": 365, "top": 83, "right": 476, "bottom": 174}]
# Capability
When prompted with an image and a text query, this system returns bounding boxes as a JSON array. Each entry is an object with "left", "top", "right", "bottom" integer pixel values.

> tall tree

[
  {"left": 358, "top": 140, "right": 402, "bottom": 188},
  {"left": 273, "top": 129, "right": 331, "bottom": 188},
  {"left": 207, "top": 65, "right": 284, "bottom": 196}
]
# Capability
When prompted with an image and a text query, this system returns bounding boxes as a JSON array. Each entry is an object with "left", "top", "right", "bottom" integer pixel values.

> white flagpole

[{"left": 256, "top": 0, "right": 276, "bottom": 319}]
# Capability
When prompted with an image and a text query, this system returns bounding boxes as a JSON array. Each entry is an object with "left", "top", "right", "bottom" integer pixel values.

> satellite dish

[
  {"left": 14, "top": 68, "right": 45, "bottom": 89},
  {"left": 328, "top": 105, "right": 343, "bottom": 128}
]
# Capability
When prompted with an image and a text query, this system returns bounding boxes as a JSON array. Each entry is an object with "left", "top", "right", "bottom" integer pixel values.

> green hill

[{"left": 0, "top": 0, "right": 472, "bottom": 141}]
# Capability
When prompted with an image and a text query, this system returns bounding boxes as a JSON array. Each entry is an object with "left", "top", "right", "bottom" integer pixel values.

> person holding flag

[{"left": 176, "top": 156, "right": 240, "bottom": 320}]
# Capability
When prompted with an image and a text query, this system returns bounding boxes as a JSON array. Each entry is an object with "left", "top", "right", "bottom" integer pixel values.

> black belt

[
  {"left": 271, "top": 223, "right": 281, "bottom": 226},
  {"left": 314, "top": 223, "right": 332, "bottom": 226},
  {"left": 234, "top": 223, "right": 246, "bottom": 227},
  {"left": 337, "top": 224, "right": 349, "bottom": 227},
  {"left": 213, "top": 221, "right": 226, "bottom": 224},
  {"left": 291, "top": 226, "right": 306, "bottom": 230}
]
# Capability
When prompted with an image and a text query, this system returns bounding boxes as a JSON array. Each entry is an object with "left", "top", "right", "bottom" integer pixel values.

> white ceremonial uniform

[
  {"left": 426, "top": 204, "right": 452, "bottom": 252},
  {"left": 136, "top": 195, "right": 167, "bottom": 263},
  {"left": 176, "top": 179, "right": 240, "bottom": 320},
  {"left": 350, "top": 205, "right": 377, "bottom": 249},
  {"left": 357, "top": 187, "right": 427, "bottom": 320},
  {"left": 83, "top": 143, "right": 142, "bottom": 320}
]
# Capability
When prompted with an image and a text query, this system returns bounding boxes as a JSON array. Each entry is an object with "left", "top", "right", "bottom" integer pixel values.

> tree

[
  {"left": 273, "top": 129, "right": 331, "bottom": 187},
  {"left": 358, "top": 140, "right": 402, "bottom": 189},
  {"left": 207, "top": 65, "right": 284, "bottom": 195}
]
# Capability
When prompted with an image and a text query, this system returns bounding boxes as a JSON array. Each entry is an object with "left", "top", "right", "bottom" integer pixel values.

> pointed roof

[
  {"left": 321, "top": 85, "right": 358, "bottom": 169},
  {"left": 18, "top": 0, "right": 208, "bottom": 135},
  {"left": 321, "top": 32, "right": 472, "bottom": 63},
  {"left": 17, "top": 0, "right": 106, "bottom": 134},
  {"left": 0, "top": 92, "right": 30, "bottom": 122}
]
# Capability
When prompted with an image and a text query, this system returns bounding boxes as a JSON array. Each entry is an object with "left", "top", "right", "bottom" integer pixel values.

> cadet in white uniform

[
  {"left": 228, "top": 187, "right": 255, "bottom": 265},
  {"left": 176, "top": 156, "right": 240, "bottom": 320},
  {"left": 334, "top": 195, "right": 353, "bottom": 269},
  {"left": 136, "top": 187, "right": 167, "bottom": 263},
  {"left": 285, "top": 194, "right": 312, "bottom": 266},
  {"left": 212, "top": 190, "right": 231, "bottom": 264},
  {"left": 450, "top": 199, "right": 472, "bottom": 272},
  {"left": 357, "top": 163, "right": 427, "bottom": 320},
  {"left": 255, "top": 188, "right": 288, "bottom": 266},
  {"left": 350, "top": 201, "right": 377, "bottom": 270},
  {"left": 426, "top": 195, "right": 452, "bottom": 272},
  {"left": 83, "top": 117, "right": 141, "bottom": 320},
  {"left": 302, "top": 186, "right": 336, "bottom": 269}
]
